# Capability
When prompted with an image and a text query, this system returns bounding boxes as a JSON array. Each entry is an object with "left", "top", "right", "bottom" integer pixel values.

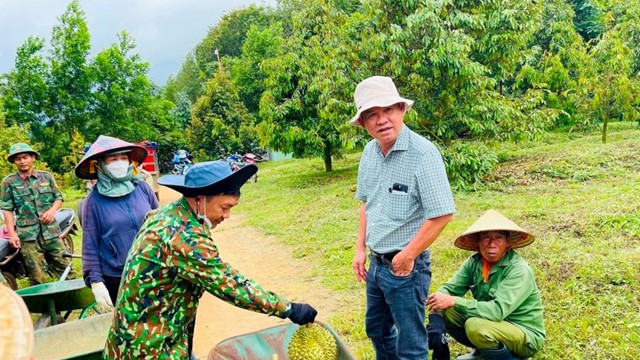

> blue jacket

[{"left": 81, "top": 181, "right": 158, "bottom": 286}]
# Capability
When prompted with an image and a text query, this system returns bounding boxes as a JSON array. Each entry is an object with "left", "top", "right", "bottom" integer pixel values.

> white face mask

[
  {"left": 105, "top": 160, "right": 130, "bottom": 179},
  {"left": 197, "top": 197, "right": 213, "bottom": 229}
]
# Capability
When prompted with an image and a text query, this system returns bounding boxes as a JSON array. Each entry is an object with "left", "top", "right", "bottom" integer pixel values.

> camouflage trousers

[{"left": 22, "top": 234, "right": 76, "bottom": 285}]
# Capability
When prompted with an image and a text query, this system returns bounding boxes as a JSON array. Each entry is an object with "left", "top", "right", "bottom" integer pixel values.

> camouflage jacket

[
  {"left": 1, "top": 171, "right": 63, "bottom": 241},
  {"left": 103, "top": 197, "right": 291, "bottom": 359}
]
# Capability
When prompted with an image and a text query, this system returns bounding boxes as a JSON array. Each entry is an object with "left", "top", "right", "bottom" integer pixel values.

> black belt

[{"left": 370, "top": 250, "right": 400, "bottom": 265}]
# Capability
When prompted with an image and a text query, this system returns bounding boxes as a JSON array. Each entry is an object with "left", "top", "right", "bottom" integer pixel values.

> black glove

[
  {"left": 287, "top": 303, "right": 318, "bottom": 325},
  {"left": 427, "top": 313, "right": 450, "bottom": 360}
]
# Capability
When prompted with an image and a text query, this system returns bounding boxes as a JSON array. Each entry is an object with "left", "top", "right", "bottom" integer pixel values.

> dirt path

[{"left": 158, "top": 186, "right": 340, "bottom": 359}]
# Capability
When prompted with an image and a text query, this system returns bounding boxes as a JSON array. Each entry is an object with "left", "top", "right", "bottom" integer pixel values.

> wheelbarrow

[
  {"left": 209, "top": 321, "right": 356, "bottom": 360},
  {"left": 16, "top": 278, "right": 102, "bottom": 329},
  {"left": 33, "top": 312, "right": 112, "bottom": 360}
]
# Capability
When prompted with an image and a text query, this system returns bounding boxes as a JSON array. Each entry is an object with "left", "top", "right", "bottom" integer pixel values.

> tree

[
  {"left": 355, "top": 0, "right": 556, "bottom": 144},
  {"left": 45, "top": 0, "right": 92, "bottom": 171},
  {"left": 585, "top": 13, "right": 640, "bottom": 142},
  {"left": 169, "top": 91, "right": 192, "bottom": 131},
  {"left": 568, "top": 0, "right": 605, "bottom": 44},
  {"left": 260, "top": 0, "right": 359, "bottom": 172},
  {"left": 88, "top": 31, "right": 160, "bottom": 141},
  {"left": 194, "top": 5, "right": 276, "bottom": 79},
  {"left": 229, "top": 23, "right": 284, "bottom": 115},
  {"left": 187, "top": 71, "right": 257, "bottom": 160},
  {"left": 48, "top": 0, "right": 91, "bottom": 135},
  {"left": 514, "top": 0, "right": 590, "bottom": 128},
  {"left": 164, "top": 53, "right": 202, "bottom": 103},
  {"left": 0, "top": 36, "right": 50, "bottom": 127},
  {"left": 0, "top": 104, "right": 31, "bottom": 175}
]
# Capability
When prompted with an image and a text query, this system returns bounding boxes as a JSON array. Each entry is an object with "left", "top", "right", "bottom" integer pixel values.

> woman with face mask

[{"left": 75, "top": 135, "right": 159, "bottom": 310}]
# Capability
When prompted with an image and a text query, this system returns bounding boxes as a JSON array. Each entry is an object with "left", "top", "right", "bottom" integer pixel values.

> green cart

[
  {"left": 16, "top": 279, "right": 102, "bottom": 328},
  {"left": 33, "top": 312, "right": 112, "bottom": 360}
]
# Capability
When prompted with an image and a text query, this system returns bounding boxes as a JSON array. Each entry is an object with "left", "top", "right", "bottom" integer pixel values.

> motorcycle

[
  {"left": 227, "top": 154, "right": 258, "bottom": 183},
  {"left": 172, "top": 160, "right": 193, "bottom": 175},
  {"left": 246, "top": 149, "right": 269, "bottom": 162},
  {"left": 0, "top": 208, "right": 78, "bottom": 290}
]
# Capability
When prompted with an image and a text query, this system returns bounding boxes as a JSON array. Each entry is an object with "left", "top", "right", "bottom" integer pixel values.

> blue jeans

[{"left": 366, "top": 251, "right": 432, "bottom": 360}]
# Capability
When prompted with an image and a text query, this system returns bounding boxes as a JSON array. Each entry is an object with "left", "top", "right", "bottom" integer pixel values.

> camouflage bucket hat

[
  {"left": 454, "top": 209, "right": 535, "bottom": 251},
  {"left": 75, "top": 135, "right": 148, "bottom": 180},
  {"left": 7, "top": 143, "right": 39, "bottom": 162}
]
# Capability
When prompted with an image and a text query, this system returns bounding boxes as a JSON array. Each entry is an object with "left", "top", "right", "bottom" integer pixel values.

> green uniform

[
  {"left": 104, "top": 197, "right": 291, "bottom": 359},
  {"left": 438, "top": 250, "right": 546, "bottom": 357},
  {"left": 1, "top": 170, "right": 72, "bottom": 284}
]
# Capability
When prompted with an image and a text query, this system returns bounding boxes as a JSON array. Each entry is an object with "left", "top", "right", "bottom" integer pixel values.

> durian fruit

[{"left": 287, "top": 323, "right": 338, "bottom": 360}]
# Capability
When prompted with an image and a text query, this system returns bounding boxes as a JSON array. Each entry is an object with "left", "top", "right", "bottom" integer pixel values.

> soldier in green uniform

[
  {"left": 104, "top": 161, "right": 318, "bottom": 359},
  {"left": 1, "top": 143, "right": 74, "bottom": 285}
]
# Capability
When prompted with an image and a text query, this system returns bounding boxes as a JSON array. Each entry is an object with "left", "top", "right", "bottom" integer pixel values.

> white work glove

[{"left": 91, "top": 282, "right": 114, "bottom": 309}]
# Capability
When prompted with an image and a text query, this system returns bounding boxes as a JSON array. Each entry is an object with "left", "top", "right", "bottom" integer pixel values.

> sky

[{"left": 0, "top": 0, "right": 277, "bottom": 85}]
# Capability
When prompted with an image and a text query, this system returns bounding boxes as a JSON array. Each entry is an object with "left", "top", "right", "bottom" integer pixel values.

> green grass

[{"left": 234, "top": 122, "right": 640, "bottom": 359}]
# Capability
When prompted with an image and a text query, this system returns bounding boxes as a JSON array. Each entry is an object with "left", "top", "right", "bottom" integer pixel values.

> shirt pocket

[
  {"left": 37, "top": 185, "right": 55, "bottom": 204},
  {"left": 105, "top": 229, "right": 138, "bottom": 269},
  {"left": 13, "top": 188, "right": 31, "bottom": 208},
  {"left": 384, "top": 192, "right": 413, "bottom": 221}
]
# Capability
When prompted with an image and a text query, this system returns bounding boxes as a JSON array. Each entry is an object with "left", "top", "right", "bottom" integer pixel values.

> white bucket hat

[
  {"left": 454, "top": 209, "right": 535, "bottom": 251},
  {"left": 350, "top": 76, "right": 414, "bottom": 127}
]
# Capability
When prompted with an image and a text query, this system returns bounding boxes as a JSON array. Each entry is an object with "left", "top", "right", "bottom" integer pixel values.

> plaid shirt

[{"left": 356, "top": 125, "right": 455, "bottom": 253}]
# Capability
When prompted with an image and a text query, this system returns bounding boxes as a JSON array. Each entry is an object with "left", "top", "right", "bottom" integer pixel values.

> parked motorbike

[
  {"left": 227, "top": 154, "right": 258, "bottom": 183},
  {"left": 172, "top": 160, "right": 193, "bottom": 175},
  {"left": 246, "top": 148, "right": 269, "bottom": 162},
  {"left": 0, "top": 208, "right": 78, "bottom": 290}
]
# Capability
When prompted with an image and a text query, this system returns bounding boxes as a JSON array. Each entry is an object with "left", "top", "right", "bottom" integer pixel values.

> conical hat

[
  {"left": 75, "top": 135, "right": 147, "bottom": 179},
  {"left": 454, "top": 209, "right": 534, "bottom": 251}
]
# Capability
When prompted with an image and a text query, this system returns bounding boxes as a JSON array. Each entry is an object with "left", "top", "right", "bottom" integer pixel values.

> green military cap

[{"left": 7, "top": 143, "right": 39, "bottom": 162}]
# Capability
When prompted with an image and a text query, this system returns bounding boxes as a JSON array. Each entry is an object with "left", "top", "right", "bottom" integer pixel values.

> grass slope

[{"left": 235, "top": 122, "right": 640, "bottom": 359}]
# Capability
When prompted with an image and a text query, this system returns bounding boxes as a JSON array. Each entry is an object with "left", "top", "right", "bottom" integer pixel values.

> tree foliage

[
  {"left": 88, "top": 31, "right": 164, "bottom": 141},
  {"left": 0, "top": 1, "right": 177, "bottom": 173},
  {"left": 568, "top": 0, "right": 605, "bottom": 43},
  {"left": 187, "top": 71, "right": 257, "bottom": 160},
  {"left": 0, "top": 37, "right": 50, "bottom": 127},
  {"left": 0, "top": 105, "right": 31, "bottom": 176},
  {"left": 194, "top": 5, "right": 276, "bottom": 80},
  {"left": 46, "top": 0, "right": 92, "bottom": 168},
  {"left": 260, "top": 0, "right": 361, "bottom": 172},
  {"left": 229, "top": 23, "right": 284, "bottom": 115},
  {"left": 3, "top": 0, "right": 640, "bottom": 186}
]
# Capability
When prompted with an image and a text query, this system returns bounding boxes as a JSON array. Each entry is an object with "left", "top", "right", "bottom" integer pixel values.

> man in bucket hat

[
  {"left": 104, "top": 161, "right": 318, "bottom": 359},
  {"left": 1, "top": 142, "right": 73, "bottom": 285},
  {"left": 351, "top": 76, "right": 456, "bottom": 360},
  {"left": 427, "top": 210, "right": 546, "bottom": 360}
]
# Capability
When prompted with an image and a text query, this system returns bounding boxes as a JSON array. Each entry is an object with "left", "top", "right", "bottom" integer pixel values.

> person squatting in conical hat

[
  {"left": 1, "top": 142, "right": 74, "bottom": 285},
  {"left": 75, "top": 135, "right": 159, "bottom": 310},
  {"left": 103, "top": 160, "right": 318, "bottom": 359},
  {"left": 427, "top": 210, "right": 546, "bottom": 360}
]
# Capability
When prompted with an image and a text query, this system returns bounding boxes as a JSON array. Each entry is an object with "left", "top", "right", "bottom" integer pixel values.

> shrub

[{"left": 441, "top": 141, "right": 498, "bottom": 191}]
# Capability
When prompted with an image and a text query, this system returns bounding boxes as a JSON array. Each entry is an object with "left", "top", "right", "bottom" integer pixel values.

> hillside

[{"left": 233, "top": 122, "right": 640, "bottom": 359}]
